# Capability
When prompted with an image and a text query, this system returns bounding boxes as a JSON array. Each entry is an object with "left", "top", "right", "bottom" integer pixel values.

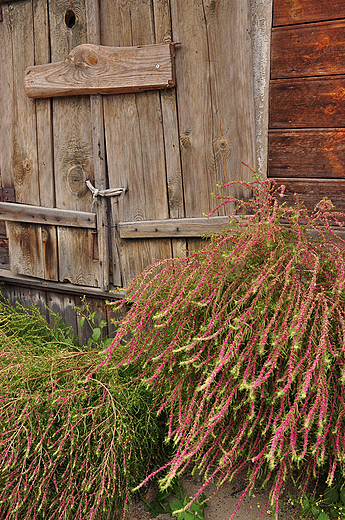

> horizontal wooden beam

[
  {"left": 25, "top": 43, "right": 175, "bottom": 99},
  {"left": 0, "top": 202, "right": 96, "bottom": 229},
  {"left": 0, "top": 268, "right": 123, "bottom": 299},
  {"left": 118, "top": 216, "right": 231, "bottom": 238}
]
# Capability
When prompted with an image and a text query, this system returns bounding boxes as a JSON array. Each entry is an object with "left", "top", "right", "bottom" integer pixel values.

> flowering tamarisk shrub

[
  {"left": 93, "top": 168, "right": 345, "bottom": 519},
  {"left": 0, "top": 300, "right": 162, "bottom": 519}
]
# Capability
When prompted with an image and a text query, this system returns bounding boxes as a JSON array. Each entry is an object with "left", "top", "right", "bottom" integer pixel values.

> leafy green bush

[
  {"left": 0, "top": 299, "right": 163, "bottom": 519},
  {"left": 90, "top": 166, "right": 345, "bottom": 519}
]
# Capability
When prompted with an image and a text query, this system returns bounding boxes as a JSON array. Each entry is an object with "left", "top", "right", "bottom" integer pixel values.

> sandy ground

[{"left": 126, "top": 472, "right": 299, "bottom": 520}]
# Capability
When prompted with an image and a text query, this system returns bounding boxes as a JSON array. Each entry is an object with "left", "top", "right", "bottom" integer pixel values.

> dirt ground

[{"left": 126, "top": 472, "right": 299, "bottom": 520}]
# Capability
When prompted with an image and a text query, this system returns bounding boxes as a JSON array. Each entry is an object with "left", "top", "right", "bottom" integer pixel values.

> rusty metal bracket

[{"left": 0, "top": 187, "right": 15, "bottom": 203}]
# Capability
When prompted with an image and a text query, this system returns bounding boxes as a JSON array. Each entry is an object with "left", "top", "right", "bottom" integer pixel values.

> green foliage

[
  {"left": 90, "top": 168, "right": 345, "bottom": 519},
  {"left": 294, "top": 471, "right": 345, "bottom": 519},
  {"left": 142, "top": 478, "right": 206, "bottom": 519},
  {"left": 0, "top": 297, "right": 164, "bottom": 519}
]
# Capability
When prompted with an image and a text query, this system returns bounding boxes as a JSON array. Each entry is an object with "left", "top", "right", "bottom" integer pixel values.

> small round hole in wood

[{"left": 64, "top": 9, "right": 76, "bottom": 29}]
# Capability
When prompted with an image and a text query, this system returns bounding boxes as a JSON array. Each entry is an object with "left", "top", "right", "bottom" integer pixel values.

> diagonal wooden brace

[{"left": 24, "top": 42, "right": 176, "bottom": 99}]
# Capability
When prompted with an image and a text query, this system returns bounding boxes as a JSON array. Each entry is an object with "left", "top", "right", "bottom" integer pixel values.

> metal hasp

[{"left": 24, "top": 42, "right": 176, "bottom": 99}]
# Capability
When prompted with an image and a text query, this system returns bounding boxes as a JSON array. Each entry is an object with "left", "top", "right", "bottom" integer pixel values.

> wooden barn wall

[
  {"left": 0, "top": 0, "right": 260, "bottom": 331},
  {"left": 268, "top": 0, "right": 345, "bottom": 210}
]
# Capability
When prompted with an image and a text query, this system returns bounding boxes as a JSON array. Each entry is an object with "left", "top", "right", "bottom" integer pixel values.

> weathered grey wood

[
  {"left": 32, "top": 0, "right": 58, "bottom": 282},
  {"left": 0, "top": 4, "right": 14, "bottom": 191},
  {"left": 58, "top": 227, "right": 100, "bottom": 287},
  {"left": 0, "top": 284, "right": 48, "bottom": 321},
  {"left": 6, "top": 222, "right": 45, "bottom": 279},
  {"left": 25, "top": 43, "right": 175, "bottom": 98},
  {"left": 33, "top": 0, "right": 55, "bottom": 207},
  {"left": 153, "top": 0, "right": 186, "bottom": 259},
  {"left": 85, "top": 0, "right": 112, "bottom": 290},
  {"left": 46, "top": 292, "right": 78, "bottom": 335},
  {"left": 48, "top": 0, "right": 100, "bottom": 287},
  {"left": 7, "top": 3, "right": 39, "bottom": 205},
  {"left": 101, "top": 0, "right": 173, "bottom": 285},
  {"left": 0, "top": 202, "right": 96, "bottom": 228},
  {"left": 170, "top": 0, "right": 256, "bottom": 219},
  {"left": 119, "top": 216, "right": 231, "bottom": 238},
  {"left": 0, "top": 268, "right": 116, "bottom": 299}
]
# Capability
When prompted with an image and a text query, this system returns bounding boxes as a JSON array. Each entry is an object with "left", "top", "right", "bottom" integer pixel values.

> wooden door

[
  {"left": 0, "top": 0, "right": 256, "bottom": 292},
  {"left": 268, "top": 0, "right": 345, "bottom": 210}
]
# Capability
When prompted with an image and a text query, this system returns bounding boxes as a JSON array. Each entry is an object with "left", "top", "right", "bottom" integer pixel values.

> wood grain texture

[
  {"left": 32, "top": 0, "right": 55, "bottom": 208},
  {"left": 0, "top": 202, "right": 96, "bottom": 228},
  {"left": 153, "top": 0, "right": 187, "bottom": 259},
  {"left": 118, "top": 216, "right": 231, "bottom": 238},
  {"left": 0, "top": 4, "right": 14, "bottom": 190},
  {"left": 0, "top": 284, "right": 49, "bottom": 321},
  {"left": 58, "top": 227, "right": 99, "bottom": 287},
  {"left": 270, "top": 76, "right": 345, "bottom": 128},
  {"left": 273, "top": 178, "right": 345, "bottom": 212},
  {"left": 6, "top": 222, "right": 45, "bottom": 279},
  {"left": 25, "top": 43, "right": 175, "bottom": 98},
  {"left": 0, "top": 269, "right": 113, "bottom": 298},
  {"left": 268, "top": 129, "right": 345, "bottom": 178},
  {"left": 101, "top": 0, "right": 173, "bottom": 285},
  {"left": 271, "top": 21, "right": 345, "bottom": 79},
  {"left": 7, "top": 2, "right": 39, "bottom": 205},
  {"left": 46, "top": 292, "right": 78, "bottom": 335},
  {"left": 273, "top": 0, "right": 345, "bottom": 27},
  {"left": 86, "top": 0, "right": 112, "bottom": 290},
  {"left": 48, "top": 0, "right": 100, "bottom": 287},
  {"left": 171, "top": 0, "right": 256, "bottom": 218}
]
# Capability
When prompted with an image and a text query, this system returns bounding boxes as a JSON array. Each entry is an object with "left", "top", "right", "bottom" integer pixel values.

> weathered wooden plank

[
  {"left": 25, "top": 43, "right": 175, "bottom": 98},
  {"left": 273, "top": 0, "right": 345, "bottom": 27},
  {"left": 46, "top": 292, "right": 78, "bottom": 335},
  {"left": 6, "top": 222, "right": 45, "bottom": 279},
  {"left": 32, "top": 0, "right": 58, "bottom": 282},
  {"left": 101, "top": 0, "right": 173, "bottom": 285},
  {"left": 271, "top": 21, "right": 345, "bottom": 79},
  {"left": 58, "top": 227, "right": 100, "bottom": 287},
  {"left": 0, "top": 268, "right": 114, "bottom": 299},
  {"left": 48, "top": 0, "right": 100, "bottom": 287},
  {"left": 0, "top": 4, "right": 14, "bottom": 191},
  {"left": 153, "top": 0, "right": 186, "bottom": 259},
  {"left": 272, "top": 178, "right": 345, "bottom": 212},
  {"left": 33, "top": 0, "right": 55, "bottom": 207},
  {"left": 85, "top": 0, "right": 112, "bottom": 290},
  {"left": 0, "top": 202, "right": 96, "bottom": 228},
  {"left": 7, "top": 2, "right": 39, "bottom": 205},
  {"left": 0, "top": 284, "right": 48, "bottom": 321},
  {"left": 119, "top": 216, "right": 231, "bottom": 238},
  {"left": 0, "top": 239, "right": 9, "bottom": 269},
  {"left": 270, "top": 76, "right": 345, "bottom": 128},
  {"left": 268, "top": 129, "right": 345, "bottom": 178},
  {"left": 171, "top": 0, "right": 255, "bottom": 217}
]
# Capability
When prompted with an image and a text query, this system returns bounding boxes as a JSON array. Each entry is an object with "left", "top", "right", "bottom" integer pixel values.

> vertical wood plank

[
  {"left": 33, "top": 0, "right": 58, "bottom": 281},
  {"left": 171, "top": 0, "right": 256, "bottom": 218},
  {"left": 58, "top": 227, "right": 100, "bottom": 287},
  {"left": 7, "top": 2, "right": 40, "bottom": 205},
  {"left": 6, "top": 222, "right": 44, "bottom": 279},
  {"left": 46, "top": 292, "right": 78, "bottom": 336},
  {"left": 1, "top": 284, "right": 48, "bottom": 321},
  {"left": 85, "top": 0, "right": 112, "bottom": 290},
  {"left": 48, "top": 0, "right": 100, "bottom": 287},
  {"left": 100, "top": 0, "right": 173, "bottom": 285},
  {"left": 0, "top": 4, "right": 14, "bottom": 191},
  {"left": 153, "top": 0, "right": 187, "bottom": 259}
]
